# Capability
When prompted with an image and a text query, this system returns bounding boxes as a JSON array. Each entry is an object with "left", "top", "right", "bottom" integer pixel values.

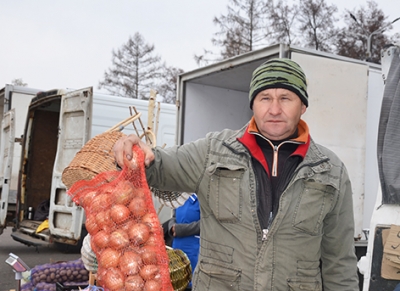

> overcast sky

[{"left": 1, "top": 0, "right": 399, "bottom": 93}]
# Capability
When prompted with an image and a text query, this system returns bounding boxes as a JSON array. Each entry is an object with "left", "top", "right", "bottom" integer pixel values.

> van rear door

[
  {"left": 48, "top": 87, "right": 93, "bottom": 244},
  {"left": 0, "top": 109, "right": 15, "bottom": 234}
]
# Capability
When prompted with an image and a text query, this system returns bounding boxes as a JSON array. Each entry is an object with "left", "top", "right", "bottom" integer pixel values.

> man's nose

[{"left": 269, "top": 99, "right": 282, "bottom": 114}]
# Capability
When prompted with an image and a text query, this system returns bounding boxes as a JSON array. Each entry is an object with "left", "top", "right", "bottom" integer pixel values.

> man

[{"left": 114, "top": 58, "right": 359, "bottom": 290}]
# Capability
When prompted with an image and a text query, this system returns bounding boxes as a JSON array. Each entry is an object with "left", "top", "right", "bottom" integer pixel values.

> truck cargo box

[
  {"left": 1, "top": 86, "right": 176, "bottom": 249},
  {"left": 176, "top": 43, "right": 383, "bottom": 247}
]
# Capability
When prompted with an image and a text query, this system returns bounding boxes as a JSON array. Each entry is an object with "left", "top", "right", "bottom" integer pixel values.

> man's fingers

[
  {"left": 138, "top": 141, "right": 155, "bottom": 166},
  {"left": 113, "top": 135, "right": 133, "bottom": 166},
  {"left": 113, "top": 134, "right": 154, "bottom": 168}
]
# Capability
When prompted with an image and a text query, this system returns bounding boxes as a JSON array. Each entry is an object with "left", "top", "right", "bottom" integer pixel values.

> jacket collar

[
  {"left": 223, "top": 118, "right": 330, "bottom": 173},
  {"left": 246, "top": 116, "right": 309, "bottom": 144},
  {"left": 237, "top": 118, "right": 310, "bottom": 168}
]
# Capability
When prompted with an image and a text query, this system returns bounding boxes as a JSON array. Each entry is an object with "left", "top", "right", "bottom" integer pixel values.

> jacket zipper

[
  {"left": 272, "top": 145, "right": 278, "bottom": 176},
  {"left": 262, "top": 212, "right": 273, "bottom": 241},
  {"left": 261, "top": 158, "right": 330, "bottom": 242},
  {"left": 251, "top": 132, "right": 303, "bottom": 178}
]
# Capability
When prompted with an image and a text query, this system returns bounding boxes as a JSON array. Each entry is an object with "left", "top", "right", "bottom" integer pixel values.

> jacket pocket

[
  {"left": 296, "top": 260, "right": 321, "bottom": 277},
  {"left": 287, "top": 279, "right": 322, "bottom": 291},
  {"left": 193, "top": 260, "right": 241, "bottom": 290},
  {"left": 200, "top": 238, "right": 234, "bottom": 263},
  {"left": 292, "top": 181, "right": 336, "bottom": 235},
  {"left": 206, "top": 163, "right": 245, "bottom": 223}
]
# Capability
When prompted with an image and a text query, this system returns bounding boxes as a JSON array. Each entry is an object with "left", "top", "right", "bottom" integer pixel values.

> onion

[
  {"left": 120, "top": 220, "right": 134, "bottom": 232},
  {"left": 128, "top": 197, "right": 147, "bottom": 218},
  {"left": 110, "top": 204, "right": 131, "bottom": 224},
  {"left": 128, "top": 222, "right": 151, "bottom": 245},
  {"left": 139, "top": 265, "right": 160, "bottom": 281},
  {"left": 85, "top": 216, "right": 100, "bottom": 235},
  {"left": 140, "top": 246, "right": 159, "bottom": 265},
  {"left": 98, "top": 248, "right": 121, "bottom": 268},
  {"left": 133, "top": 187, "right": 147, "bottom": 199},
  {"left": 95, "top": 209, "right": 112, "bottom": 228},
  {"left": 144, "top": 234, "right": 160, "bottom": 247},
  {"left": 92, "top": 230, "right": 110, "bottom": 250},
  {"left": 90, "top": 193, "right": 112, "bottom": 214},
  {"left": 113, "top": 181, "right": 135, "bottom": 205},
  {"left": 102, "top": 222, "right": 116, "bottom": 234},
  {"left": 141, "top": 213, "right": 160, "bottom": 232},
  {"left": 79, "top": 190, "right": 97, "bottom": 208},
  {"left": 96, "top": 268, "right": 108, "bottom": 286},
  {"left": 120, "top": 251, "right": 142, "bottom": 275},
  {"left": 143, "top": 279, "right": 162, "bottom": 291},
  {"left": 103, "top": 267, "right": 124, "bottom": 291},
  {"left": 125, "top": 275, "right": 144, "bottom": 291},
  {"left": 109, "top": 229, "right": 130, "bottom": 250}
]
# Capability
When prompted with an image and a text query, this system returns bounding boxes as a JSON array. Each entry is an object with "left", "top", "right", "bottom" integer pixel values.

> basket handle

[{"left": 106, "top": 112, "right": 142, "bottom": 132}]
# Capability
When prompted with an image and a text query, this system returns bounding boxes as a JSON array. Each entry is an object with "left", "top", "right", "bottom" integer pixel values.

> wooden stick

[
  {"left": 129, "top": 106, "right": 140, "bottom": 136},
  {"left": 155, "top": 102, "right": 161, "bottom": 139},
  {"left": 145, "top": 130, "right": 156, "bottom": 148},
  {"left": 132, "top": 106, "right": 146, "bottom": 135},
  {"left": 147, "top": 90, "right": 157, "bottom": 134}
]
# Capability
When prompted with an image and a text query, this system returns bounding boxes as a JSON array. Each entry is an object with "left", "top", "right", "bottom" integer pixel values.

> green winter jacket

[{"left": 146, "top": 119, "right": 359, "bottom": 291}]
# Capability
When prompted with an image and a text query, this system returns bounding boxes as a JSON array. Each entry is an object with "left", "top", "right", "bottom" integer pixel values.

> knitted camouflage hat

[{"left": 249, "top": 58, "right": 308, "bottom": 109}]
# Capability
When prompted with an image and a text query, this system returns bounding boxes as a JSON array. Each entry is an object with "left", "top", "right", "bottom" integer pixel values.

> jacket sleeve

[
  {"left": 167, "top": 210, "right": 177, "bottom": 234},
  {"left": 174, "top": 220, "right": 200, "bottom": 237},
  {"left": 145, "top": 137, "right": 209, "bottom": 193},
  {"left": 167, "top": 209, "right": 200, "bottom": 237},
  {"left": 320, "top": 164, "right": 359, "bottom": 291}
]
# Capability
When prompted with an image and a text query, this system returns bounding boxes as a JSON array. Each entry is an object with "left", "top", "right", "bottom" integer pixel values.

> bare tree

[
  {"left": 267, "top": 0, "right": 299, "bottom": 45},
  {"left": 195, "top": 0, "right": 269, "bottom": 65},
  {"left": 98, "top": 32, "right": 163, "bottom": 99},
  {"left": 12, "top": 78, "right": 27, "bottom": 87},
  {"left": 296, "top": 0, "right": 339, "bottom": 51},
  {"left": 336, "top": 1, "right": 394, "bottom": 63},
  {"left": 156, "top": 65, "right": 184, "bottom": 104}
]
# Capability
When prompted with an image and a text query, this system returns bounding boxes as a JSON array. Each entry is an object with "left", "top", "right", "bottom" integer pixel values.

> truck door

[
  {"left": 0, "top": 109, "right": 15, "bottom": 234},
  {"left": 48, "top": 87, "right": 93, "bottom": 244}
]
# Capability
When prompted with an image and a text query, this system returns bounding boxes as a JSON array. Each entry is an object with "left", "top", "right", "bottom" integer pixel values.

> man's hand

[
  {"left": 171, "top": 225, "right": 176, "bottom": 237},
  {"left": 113, "top": 134, "right": 155, "bottom": 168}
]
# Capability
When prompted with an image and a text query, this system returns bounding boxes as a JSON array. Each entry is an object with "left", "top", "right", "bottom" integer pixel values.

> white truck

[
  {"left": 0, "top": 86, "right": 176, "bottom": 251},
  {"left": 175, "top": 43, "right": 386, "bottom": 289},
  {"left": 0, "top": 85, "right": 42, "bottom": 232},
  {"left": 357, "top": 44, "right": 400, "bottom": 290}
]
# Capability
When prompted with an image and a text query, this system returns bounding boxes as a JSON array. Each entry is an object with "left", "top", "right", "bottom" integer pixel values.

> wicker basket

[
  {"left": 62, "top": 131, "right": 125, "bottom": 189},
  {"left": 167, "top": 247, "right": 192, "bottom": 291}
]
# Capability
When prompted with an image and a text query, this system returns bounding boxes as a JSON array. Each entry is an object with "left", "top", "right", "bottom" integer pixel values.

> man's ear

[{"left": 301, "top": 103, "right": 307, "bottom": 115}]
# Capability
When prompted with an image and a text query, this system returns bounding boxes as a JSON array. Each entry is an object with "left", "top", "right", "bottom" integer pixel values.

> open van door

[
  {"left": 0, "top": 109, "right": 15, "bottom": 234},
  {"left": 48, "top": 87, "right": 93, "bottom": 245}
]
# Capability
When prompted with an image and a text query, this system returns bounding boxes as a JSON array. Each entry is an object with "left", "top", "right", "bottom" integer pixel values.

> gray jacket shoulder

[{"left": 313, "top": 141, "right": 346, "bottom": 168}]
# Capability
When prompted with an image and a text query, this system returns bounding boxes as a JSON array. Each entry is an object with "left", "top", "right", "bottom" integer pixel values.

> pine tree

[{"left": 98, "top": 32, "right": 163, "bottom": 99}]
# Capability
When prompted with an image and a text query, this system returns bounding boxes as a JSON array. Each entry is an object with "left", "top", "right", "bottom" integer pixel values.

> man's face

[{"left": 252, "top": 88, "right": 307, "bottom": 141}]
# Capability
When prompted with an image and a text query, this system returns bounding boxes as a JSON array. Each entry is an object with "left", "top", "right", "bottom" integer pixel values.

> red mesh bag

[{"left": 68, "top": 145, "right": 173, "bottom": 291}]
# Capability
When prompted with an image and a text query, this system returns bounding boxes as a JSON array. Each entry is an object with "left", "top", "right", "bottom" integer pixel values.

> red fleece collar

[{"left": 238, "top": 118, "right": 310, "bottom": 174}]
